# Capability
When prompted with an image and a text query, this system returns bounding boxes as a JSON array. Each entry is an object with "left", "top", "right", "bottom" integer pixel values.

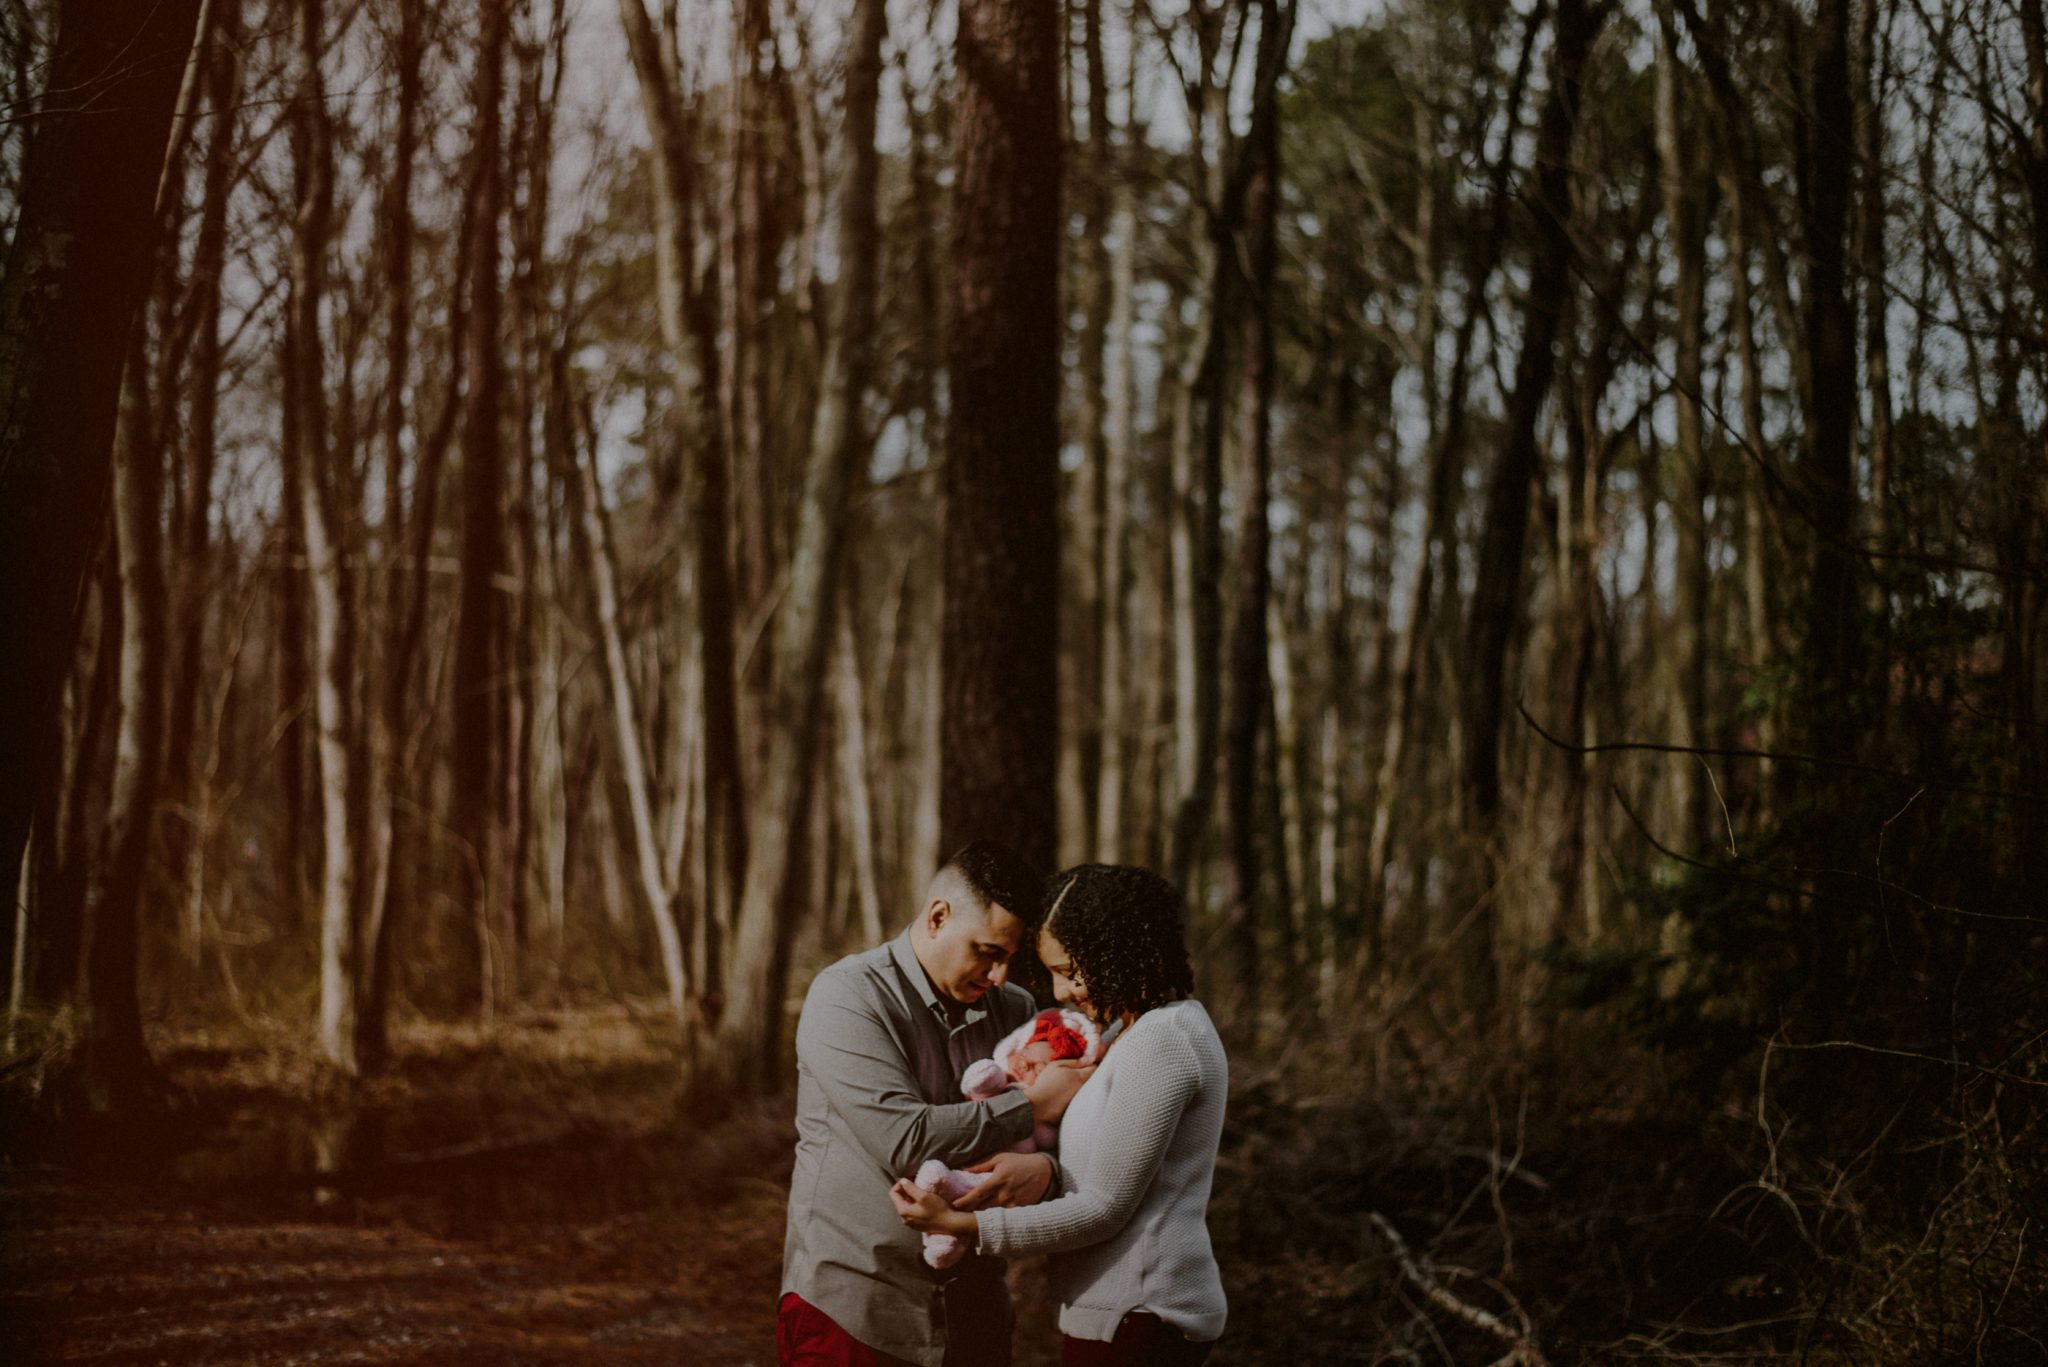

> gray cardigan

[
  {"left": 782, "top": 933, "right": 1039, "bottom": 1366},
  {"left": 975, "top": 997, "right": 1229, "bottom": 1343}
]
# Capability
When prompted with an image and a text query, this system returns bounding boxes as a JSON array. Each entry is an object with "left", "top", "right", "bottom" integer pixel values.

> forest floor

[
  {"left": 3, "top": 1003, "right": 2026, "bottom": 1365},
  {"left": 0, "top": 1007, "right": 1094, "bottom": 1366}
]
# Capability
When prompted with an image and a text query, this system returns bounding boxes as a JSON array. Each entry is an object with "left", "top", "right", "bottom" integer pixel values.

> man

[{"left": 779, "top": 842, "right": 1093, "bottom": 1367}]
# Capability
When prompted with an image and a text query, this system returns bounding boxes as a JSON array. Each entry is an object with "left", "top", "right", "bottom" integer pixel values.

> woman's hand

[
  {"left": 889, "top": 1179, "right": 978, "bottom": 1239},
  {"left": 954, "top": 1152, "right": 1054, "bottom": 1211}
]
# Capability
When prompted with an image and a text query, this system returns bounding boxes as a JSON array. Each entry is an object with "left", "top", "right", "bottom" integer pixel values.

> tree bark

[
  {"left": 1793, "top": 0, "right": 1861, "bottom": 1002},
  {"left": 285, "top": 0, "right": 363, "bottom": 1072},
  {"left": 165, "top": 0, "right": 240, "bottom": 966},
  {"left": 1655, "top": 11, "right": 1712, "bottom": 851},
  {"left": 76, "top": 328, "right": 170, "bottom": 1108},
  {"left": 940, "top": 0, "right": 1063, "bottom": 872},
  {"left": 453, "top": 0, "right": 512, "bottom": 1016},
  {"left": 560, "top": 362, "right": 692, "bottom": 1023},
  {"left": 0, "top": 0, "right": 205, "bottom": 944},
  {"left": 617, "top": 0, "right": 747, "bottom": 1012},
  {"left": 1093, "top": 26, "right": 1140, "bottom": 863},
  {"left": 1364, "top": 3, "right": 1544, "bottom": 938},
  {"left": 1222, "top": 0, "right": 1291, "bottom": 1038},
  {"left": 1462, "top": 0, "right": 1602, "bottom": 831}
]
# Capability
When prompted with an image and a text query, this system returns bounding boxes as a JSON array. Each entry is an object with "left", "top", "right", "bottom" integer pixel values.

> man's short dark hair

[{"left": 939, "top": 841, "right": 1047, "bottom": 929}]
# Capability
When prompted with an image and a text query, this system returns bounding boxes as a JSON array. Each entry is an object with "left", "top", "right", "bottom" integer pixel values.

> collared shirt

[{"left": 782, "top": 931, "right": 1039, "bottom": 1367}]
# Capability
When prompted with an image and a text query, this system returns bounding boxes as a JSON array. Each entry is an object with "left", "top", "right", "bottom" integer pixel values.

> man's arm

[{"left": 795, "top": 974, "right": 1034, "bottom": 1175}]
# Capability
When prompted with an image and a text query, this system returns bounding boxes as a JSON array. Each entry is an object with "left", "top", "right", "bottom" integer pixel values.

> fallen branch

[{"left": 1366, "top": 1211, "right": 1549, "bottom": 1366}]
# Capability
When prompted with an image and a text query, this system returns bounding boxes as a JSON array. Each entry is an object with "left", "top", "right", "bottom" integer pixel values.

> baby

[
  {"left": 912, "top": 1009, "right": 1102, "bottom": 1268},
  {"left": 1006, "top": 1012, "right": 1091, "bottom": 1084}
]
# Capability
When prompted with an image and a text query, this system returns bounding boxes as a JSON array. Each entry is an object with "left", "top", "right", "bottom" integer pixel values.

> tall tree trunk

[
  {"left": 1460, "top": 0, "right": 1603, "bottom": 1002},
  {"left": 287, "top": 0, "right": 361, "bottom": 1072},
  {"left": 1722, "top": 146, "right": 1780, "bottom": 812},
  {"left": 1165, "top": 8, "right": 1234, "bottom": 897},
  {"left": 0, "top": 0, "right": 205, "bottom": 940},
  {"left": 357, "top": 0, "right": 431, "bottom": 1071},
  {"left": 1854, "top": 0, "right": 1893, "bottom": 568},
  {"left": 165, "top": 0, "right": 241, "bottom": 966},
  {"left": 560, "top": 363, "right": 692, "bottom": 1022},
  {"left": 1794, "top": 0, "right": 1861, "bottom": 1004},
  {"left": 940, "top": 0, "right": 1063, "bottom": 872},
  {"left": 1364, "top": 4, "right": 1544, "bottom": 941},
  {"left": 76, "top": 329, "right": 171, "bottom": 1109},
  {"left": 2009, "top": 0, "right": 2048, "bottom": 896},
  {"left": 617, "top": 0, "right": 746, "bottom": 1018},
  {"left": 1093, "top": 25, "right": 1140, "bottom": 863},
  {"left": 1655, "top": 11, "right": 1712, "bottom": 851},
  {"left": 453, "top": 0, "right": 511, "bottom": 1016},
  {"left": 835, "top": 602, "right": 885, "bottom": 946},
  {"left": 1063, "top": 0, "right": 1114, "bottom": 862},
  {"left": 1222, "top": 0, "right": 1291, "bottom": 1039}
]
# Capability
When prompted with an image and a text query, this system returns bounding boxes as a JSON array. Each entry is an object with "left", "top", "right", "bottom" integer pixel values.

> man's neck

[{"left": 908, "top": 932, "right": 967, "bottom": 1022}]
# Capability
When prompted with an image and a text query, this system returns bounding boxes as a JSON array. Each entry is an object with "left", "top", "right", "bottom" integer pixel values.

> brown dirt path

[{"left": 1, "top": 1173, "right": 789, "bottom": 1365}]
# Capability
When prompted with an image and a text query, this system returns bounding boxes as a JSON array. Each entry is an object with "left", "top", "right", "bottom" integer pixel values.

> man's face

[{"left": 923, "top": 897, "right": 1026, "bottom": 1005}]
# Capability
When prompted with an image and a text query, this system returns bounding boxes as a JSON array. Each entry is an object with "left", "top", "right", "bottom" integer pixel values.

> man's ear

[{"left": 925, "top": 897, "right": 950, "bottom": 935}]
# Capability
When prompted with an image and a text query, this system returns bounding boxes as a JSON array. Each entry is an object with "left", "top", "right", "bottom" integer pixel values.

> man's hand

[
  {"left": 954, "top": 1151, "right": 1054, "bottom": 1211},
  {"left": 1025, "top": 1058, "right": 1094, "bottom": 1125}
]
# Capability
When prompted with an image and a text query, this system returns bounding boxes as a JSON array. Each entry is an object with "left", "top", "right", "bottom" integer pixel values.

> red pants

[
  {"left": 1060, "top": 1313, "right": 1215, "bottom": 1367},
  {"left": 777, "top": 1291, "right": 1014, "bottom": 1367},
  {"left": 779, "top": 1293, "right": 912, "bottom": 1366}
]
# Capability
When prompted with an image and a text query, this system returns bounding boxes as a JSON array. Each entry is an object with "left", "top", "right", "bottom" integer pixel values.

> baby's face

[{"left": 1013, "top": 1039, "right": 1058, "bottom": 1084}]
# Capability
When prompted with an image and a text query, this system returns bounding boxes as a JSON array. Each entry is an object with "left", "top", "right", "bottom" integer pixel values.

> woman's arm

[{"left": 970, "top": 1024, "right": 1203, "bottom": 1260}]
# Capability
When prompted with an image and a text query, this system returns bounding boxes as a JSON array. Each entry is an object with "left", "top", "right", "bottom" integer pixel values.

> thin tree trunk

[
  {"left": 561, "top": 364, "right": 691, "bottom": 1022},
  {"left": 287, "top": 0, "right": 363, "bottom": 1073},
  {"left": 1655, "top": 12, "right": 1711, "bottom": 850},
  {"left": 1166, "top": 10, "right": 1234, "bottom": 896},
  {"left": 1093, "top": 29, "right": 1140, "bottom": 863},
  {"left": 1854, "top": 0, "right": 1893, "bottom": 566},
  {"left": 357, "top": 0, "right": 432, "bottom": 1071},
  {"left": 835, "top": 602, "right": 884, "bottom": 946},
  {"left": 717, "top": 0, "right": 884, "bottom": 1087},
  {"left": 1364, "top": 4, "right": 1545, "bottom": 938},
  {"left": 1063, "top": 0, "right": 1114, "bottom": 862},
  {"left": 77, "top": 329, "right": 171, "bottom": 1106},
  {"left": 166, "top": 0, "right": 242, "bottom": 965},
  {"left": 617, "top": 0, "right": 747, "bottom": 1013}
]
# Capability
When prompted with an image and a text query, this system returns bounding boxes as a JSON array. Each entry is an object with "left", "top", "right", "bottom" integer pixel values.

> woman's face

[{"left": 1038, "top": 927, "right": 1092, "bottom": 1020}]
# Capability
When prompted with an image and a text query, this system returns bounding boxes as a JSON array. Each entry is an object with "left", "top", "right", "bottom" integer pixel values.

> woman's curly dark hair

[{"left": 1042, "top": 864, "right": 1195, "bottom": 1023}]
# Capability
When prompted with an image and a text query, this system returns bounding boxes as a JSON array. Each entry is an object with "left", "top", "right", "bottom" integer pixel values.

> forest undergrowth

[{"left": 5, "top": 981, "right": 2040, "bottom": 1365}]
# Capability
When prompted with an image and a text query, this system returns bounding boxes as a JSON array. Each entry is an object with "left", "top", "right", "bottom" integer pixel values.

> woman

[{"left": 890, "top": 864, "right": 1228, "bottom": 1366}]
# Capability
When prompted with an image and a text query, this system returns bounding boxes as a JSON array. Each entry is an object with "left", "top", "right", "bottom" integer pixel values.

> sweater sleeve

[
  {"left": 975, "top": 1019, "right": 1201, "bottom": 1259},
  {"left": 795, "top": 969, "right": 1035, "bottom": 1175}
]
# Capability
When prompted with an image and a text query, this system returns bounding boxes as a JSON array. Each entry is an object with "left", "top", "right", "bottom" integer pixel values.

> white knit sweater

[{"left": 974, "top": 998, "right": 1228, "bottom": 1343}]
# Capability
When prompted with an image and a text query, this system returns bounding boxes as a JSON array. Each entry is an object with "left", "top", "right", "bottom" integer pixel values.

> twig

[
  {"left": 1520, "top": 700, "right": 2047, "bottom": 806},
  {"left": 1607, "top": 784, "right": 2047, "bottom": 927},
  {"left": 1772, "top": 1039, "right": 2048, "bottom": 1091},
  {"left": 1366, "top": 1212, "right": 1549, "bottom": 1366}
]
